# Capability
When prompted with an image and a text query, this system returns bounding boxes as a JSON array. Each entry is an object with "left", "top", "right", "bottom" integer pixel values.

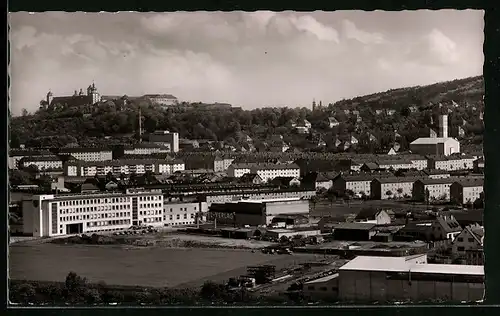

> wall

[{"left": 338, "top": 269, "right": 484, "bottom": 303}]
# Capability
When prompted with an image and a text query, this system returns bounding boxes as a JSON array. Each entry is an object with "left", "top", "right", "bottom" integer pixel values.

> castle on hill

[{"left": 41, "top": 82, "right": 101, "bottom": 108}]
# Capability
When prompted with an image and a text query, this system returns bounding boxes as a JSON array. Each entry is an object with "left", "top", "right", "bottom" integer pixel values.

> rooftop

[
  {"left": 304, "top": 273, "right": 339, "bottom": 284},
  {"left": 410, "top": 137, "right": 459, "bottom": 145},
  {"left": 333, "top": 222, "right": 376, "bottom": 231},
  {"left": 339, "top": 255, "right": 484, "bottom": 275}
]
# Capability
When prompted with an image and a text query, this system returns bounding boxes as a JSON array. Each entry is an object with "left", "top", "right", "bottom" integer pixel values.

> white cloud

[
  {"left": 342, "top": 20, "right": 384, "bottom": 44},
  {"left": 291, "top": 15, "right": 339, "bottom": 42}
]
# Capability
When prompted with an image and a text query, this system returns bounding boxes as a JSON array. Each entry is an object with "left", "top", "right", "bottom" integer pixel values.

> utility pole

[{"left": 138, "top": 108, "right": 143, "bottom": 143}]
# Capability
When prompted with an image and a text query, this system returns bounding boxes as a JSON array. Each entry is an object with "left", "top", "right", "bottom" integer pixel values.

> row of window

[
  {"left": 60, "top": 212, "right": 131, "bottom": 222},
  {"left": 457, "top": 237, "right": 476, "bottom": 243},
  {"left": 139, "top": 210, "right": 162, "bottom": 216},
  {"left": 60, "top": 197, "right": 131, "bottom": 206},
  {"left": 61, "top": 204, "right": 131, "bottom": 213},
  {"left": 163, "top": 213, "right": 195, "bottom": 221},
  {"left": 143, "top": 217, "right": 162, "bottom": 223},
  {"left": 140, "top": 203, "right": 162, "bottom": 208},
  {"left": 87, "top": 219, "right": 131, "bottom": 227},
  {"left": 168, "top": 206, "right": 197, "bottom": 212}
]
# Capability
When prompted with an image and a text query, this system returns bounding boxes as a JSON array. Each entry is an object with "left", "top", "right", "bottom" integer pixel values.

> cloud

[
  {"left": 8, "top": 11, "right": 483, "bottom": 115},
  {"left": 341, "top": 20, "right": 384, "bottom": 44},
  {"left": 406, "top": 29, "right": 460, "bottom": 66},
  {"left": 291, "top": 15, "right": 339, "bottom": 42}
]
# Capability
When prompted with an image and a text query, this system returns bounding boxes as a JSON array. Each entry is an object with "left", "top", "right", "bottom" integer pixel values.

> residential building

[
  {"left": 58, "top": 147, "right": 113, "bottom": 162},
  {"left": 370, "top": 177, "right": 419, "bottom": 200},
  {"left": 207, "top": 198, "right": 310, "bottom": 226},
  {"left": 204, "top": 188, "right": 316, "bottom": 206},
  {"left": 452, "top": 224, "right": 484, "bottom": 259},
  {"left": 394, "top": 215, "right": 462, "bottom": 242},
  {"left": 422, "top": 169, "right": 451, "bottom": 179},
  {"left": 9, "top": 149, "right": 53, "bottom": 169},
  {"left": 450, "top": 179, "right": 484, "bottom": 205},
  {"left": 427, "top": 154, "right": 475, "bottom": 171},
  {"left": 179, "top": 139, "right": 200, "bottom": 151},
  {"left": 239, "top": 173, "right": 264, "bottom": 185},
  {"left": 328, "top": 117, "right": 340, "bottom": 128},
  {"left": 354, "top": 209, "right": 392, "bottom": 225},
  {"left": 64, "top": 159, "right": 185, "bottom": 177},
  {"left": 376, "top": 159, "right": 414, "bottom": 171},
  {"left": 213, "top": 157, "right": 235, "bottom": 172},
  {"left": 18, "top": 155, "right": 65, "bottom": 171},
  {"left": 410, "top": 115, "right": 461, "bottom": 156},
  {"left": 271, "top": 176, "right": 301, "bottom": 187},
  {"left": 331, "top": 173, "right": 392, "bottom": 196},
  {"left": 336, "top": 255, "right": 484, "bottom": 303},
  {"left": 412, "top": 178, "right": 459, "bottom": 202},
  {"left": 123, "top": 143, "right": 171, "bottom": 155},
  {"left": 227, "top": 163, "right": 300, "bottom": 182},
  {"left": 22, "top": 189, "right": 164, "bottom": 237},
  {"left": 148, "top": 130, "right": 180, "bottom": 153}
]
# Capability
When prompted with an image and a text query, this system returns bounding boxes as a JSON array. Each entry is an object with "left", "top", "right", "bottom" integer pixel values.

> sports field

[{"left": 9, "top": 243, "right": 322, "bottom": 288}]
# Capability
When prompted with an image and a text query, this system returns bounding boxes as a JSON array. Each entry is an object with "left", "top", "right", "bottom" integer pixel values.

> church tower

[
  {"left": 46, "top": 90, "right": 53, "bottom": 105},
  {"left": 87, "top": 82, "right": 101, "bottom": 104},
  {"left": 312, "top": 99, "right": 316, "bottom": 111}
]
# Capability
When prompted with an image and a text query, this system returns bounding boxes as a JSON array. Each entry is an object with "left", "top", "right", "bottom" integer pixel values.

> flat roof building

[{"left": 336, "top": 254, "right": 483, "bottom": 303}]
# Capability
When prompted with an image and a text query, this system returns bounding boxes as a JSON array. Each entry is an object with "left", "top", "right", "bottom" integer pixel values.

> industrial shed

[{"left": 337, "top": 255, "right": 484, "bottom": 303}]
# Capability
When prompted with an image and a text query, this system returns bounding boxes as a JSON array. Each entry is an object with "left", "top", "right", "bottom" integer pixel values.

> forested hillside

[{"left": 9, "top": 75, "right": 484, "bottom": 153}]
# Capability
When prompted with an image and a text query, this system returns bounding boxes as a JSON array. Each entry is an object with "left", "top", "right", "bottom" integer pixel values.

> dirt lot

[{"left": 9, "top": 243, "right": 323, "bottom": 289}]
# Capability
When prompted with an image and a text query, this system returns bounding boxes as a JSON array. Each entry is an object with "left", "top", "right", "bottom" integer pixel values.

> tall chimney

[{"left": 439, "top": 115, "right": 448, "bottom": 138}]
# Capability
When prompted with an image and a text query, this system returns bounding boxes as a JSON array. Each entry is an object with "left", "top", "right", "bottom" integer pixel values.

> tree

[
  {"left": 425, "top": 188, "right": 430, "bottom": 204},
  {"left": 386, "top": 190, "right": 393, "bottom": 199},
  {"left": 21, "top": 108, "right": 28, "bottom": 117}
]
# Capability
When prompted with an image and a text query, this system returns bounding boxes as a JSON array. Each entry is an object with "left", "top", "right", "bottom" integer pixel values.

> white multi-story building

[
  {"left": 143, "top": 94, "right": 178, "bottom": 107},
  {"left": 18, "top": 155, "right": 65, "bottom": 171},
  {"left": 450, "top": 179, "right": 484, "bottom": 205},
  {"left": 251, "top": 163, "right": 301, "bottom": 182},
  {"left": 163, "top": 200, "right": 208, "bottom": 226},
  {"left": 64, "top": 159, "right": 185, "bottom": 177},
  {"left": 427, "top": 154, "right": 475, "bottom": 171},
  {"left": 412, "top": 178, "right": 460, "bottom": 202},
  {"left": 123, "top": 143, "right": 171, "bottom": 155},
  {"left": 22, "top": 189, "right": 164, "bottom": 237},
  {"left": 227, "top": 163, "right": 254, "bottom": 178},
  {"left": 376, "top": 159, "right": 414, "bottom": 171},
  {"left": 59, "top": 148, "right": 113, "bottom": 162},
  {"left": 9, "top": 150, "right": 53, "bottom": 170}
]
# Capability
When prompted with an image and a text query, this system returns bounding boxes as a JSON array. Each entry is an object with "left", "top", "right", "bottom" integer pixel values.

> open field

[{"left": 9, "top": 243, "right": 323, "bottom": 288}]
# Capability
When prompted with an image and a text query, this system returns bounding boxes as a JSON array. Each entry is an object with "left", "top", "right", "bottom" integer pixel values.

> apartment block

[
  {"left": 64, "top": 159, "right": 185, "bottom": 177},
  {"left": 450, "top": 179, "right": 484, "bottom": 205},
  {"left": 59, "top": 147, "right": 113, "bottom": 162}
]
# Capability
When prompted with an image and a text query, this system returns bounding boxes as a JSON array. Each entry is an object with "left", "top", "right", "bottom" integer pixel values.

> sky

[{"left": 9, "top": 10, "right": 484, "bottom": 115}]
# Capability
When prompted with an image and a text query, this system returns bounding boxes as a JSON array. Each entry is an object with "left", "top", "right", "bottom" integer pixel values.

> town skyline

[{"left": 9, "top": 10, "right": 484, "bottom": 115}]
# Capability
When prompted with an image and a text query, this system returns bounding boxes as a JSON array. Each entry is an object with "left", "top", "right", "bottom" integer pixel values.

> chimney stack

[{"left": 439, "top": 115, "right": 448, "bottom": 138}]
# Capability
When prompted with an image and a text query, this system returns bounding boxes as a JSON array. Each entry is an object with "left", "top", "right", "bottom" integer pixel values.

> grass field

[{"left": 9, "top": 243, "right": 322, "bottom": 288}]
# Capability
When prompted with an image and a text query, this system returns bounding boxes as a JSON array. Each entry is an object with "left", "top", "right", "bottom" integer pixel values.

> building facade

[
  {"left": 59, "top": 148, "right": 113, "bottom": 162},
  {"left": 64, "top": 159, "right": 185, "bottom": 177},
  {"left": 22, "top": 189, "right": 164, "bottom": 237},
  {"left": 450, "top": 179, "right": 484, "bottom": 205},
  {"left": 18, "top": 155, "right": 64, "bottom": 171},
  {"left": 163, "top": 200, "right": 207, "bottom": 226},
  {"left": 370, "top": 177, "right": 419, "bottom": 200},
  {"left": 412, "top": 178, "right": 457, "bottom": 202},
  {"left": 148, "top": 131, "right": 180, "bottom": 153},
  {"left": 336, "top": 255, "right": 484, "bottom": 303},
  {"left": 123, "top": 143, "right": 171, "bottom": 155}
]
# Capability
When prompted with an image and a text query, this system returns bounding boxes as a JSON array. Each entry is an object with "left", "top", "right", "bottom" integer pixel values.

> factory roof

[
  {"left": 410, "top": 264, "right": 484, "bottom": 276},
  {"left": 339, "top": 255, "right": 483, "bottom": 275},
  {"left": 410, "top": 137, "right": 459, "bottom": 145},
  {"left": 240, "top": 197, "right": 304, "bottom": 204},
  {"left": 304, "top": 273, "right": 339, "bottom": 284}
]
